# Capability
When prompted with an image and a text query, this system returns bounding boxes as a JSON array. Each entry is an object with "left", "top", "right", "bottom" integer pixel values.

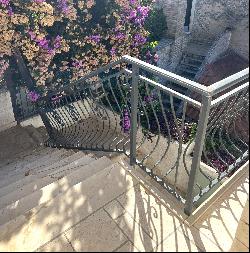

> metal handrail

[{"left": 39, "top": 55, "right": 249, "bottom": 216}]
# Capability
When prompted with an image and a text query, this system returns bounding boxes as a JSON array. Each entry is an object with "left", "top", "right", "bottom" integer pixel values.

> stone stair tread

[
  {"left": 0, "top": 151, "right": 90, "bottom": 199},
  {"left": 0, "top": 147, "right": 61, "bottom": 177},
  {"left": 179, "top": 62, "right": 200, "bottom": 71},
  {"left": 178, "top": 67, "right": 198, "bottom": 75},
  {"left": 0, "top": 149, "right": 75, "bottom": 189},
  {"left": 0, "top": 146, "right": 48, "bottom": 169},
  {"left": 0, "top": 162, "right": 137, "bottom": 252},
  {"left": 0, "top": 148, "right": 66, "bottom": 178},
  {"left": 0, "top": 126, "right": 39, "bottom": 161},
  {"left": 0, "top": 156, "right": 113, "bottom": 226}
]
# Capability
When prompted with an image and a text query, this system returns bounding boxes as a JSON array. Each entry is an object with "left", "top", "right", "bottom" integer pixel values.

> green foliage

[{"left": 145, "top": 7, "right": 168, "bottom": 41}]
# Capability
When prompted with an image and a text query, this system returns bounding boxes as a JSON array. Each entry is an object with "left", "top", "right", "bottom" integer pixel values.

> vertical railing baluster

[
  {"left": 184, "top": 94, "right": 212, "bottom": 215},
  {"left": 130, "top": 64, "right": 140, "bottom": 166}
]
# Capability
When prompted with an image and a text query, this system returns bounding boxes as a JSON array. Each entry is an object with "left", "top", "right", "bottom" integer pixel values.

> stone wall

[
  {"left": 190, "top": 0, "right": 249, "bottom": 43},
  {"left": 0, "top": 91, "right": 16, "bottom": 132},
  {"left": 230, "top": 17, "right": 249, "bottom": 61}
]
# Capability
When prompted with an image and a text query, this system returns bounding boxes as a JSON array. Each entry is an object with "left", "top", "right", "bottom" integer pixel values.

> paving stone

[
  {"left": 116, "top": 184, "right": 182, "bottom": 244},
  {"left": 36, "top": 234, "right": 74, "bottom": 252},
  {"left": 193, "top": 174, "right": 249, "bottom": 251},
  {"left": 0, "top": 163, "right": 137, "bottom": 252},
  {"left": 235, "top": 220, "right": 249, "bottom": 248},
  {"left": 229, "top": 238, "right": 249, "bottom": 252},
  {"left": 65, "top": 209, "right": 127, "bottom": 252},
  {"left": 114, "top": 212, "right": 157, "bottom": 252},
  {"left": 104, "top": 199, "right": 126, "bottom": 220},
  {"left": 115, "top": 241, "right": 140, "bottom": 252},
  {"left": 153, "top": 230, "right": 201, "bottom": 252}
]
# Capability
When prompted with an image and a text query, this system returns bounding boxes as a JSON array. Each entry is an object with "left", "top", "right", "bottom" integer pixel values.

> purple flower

[
  {"left": 115, "top": 32, "right": 126, "bottom": 40},
  {"left": 122, "top": 109, "right": 131, "bottom": 133},
  {"left": 57, "top": 0, "right": 69, "bottom": 14},
  {"left": 27, "top": 91, "right": 40, "bottom": 102},
  {"left": 144, "top": 95, "right": 154, "bottom": 103},
  {"left": 130, "top": 0, "right": 137, "bottom": 5},
  {"left": 36, "top": 38, "right": 50, "bottom": 50},
  {"left": 133, "top": 33, "right": 147, "bottom": 46},
  {"left": 129, "top": 10, "right": 137, "bottom": 19},
  {"left": 154, "top": 54, "right": 159, "bottom": 63},
  {"left": 137, "top": 6, "right": 150, "bottom": 18},
  {"left": 7, "top": 6, "right": 13, "bottom": 16},
  {"left": 54, "top": 35, "right": 62, "bottom": 49},
  {"left": 110, "top": 47, "right": 116, "bottom": 56},
  {"left": 89, "top": 34, "right": 102, "bottom": 43},
  {"left": 72, "top": 60, "right": 84, "bottom": 69},
  {"left": 0, "top": 0, "right": 10, "bottom": 7}
]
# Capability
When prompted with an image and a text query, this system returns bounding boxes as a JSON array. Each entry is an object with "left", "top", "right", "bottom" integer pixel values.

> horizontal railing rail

[{"left": 38, "top": 55, "right": 249, "bottom": 216}]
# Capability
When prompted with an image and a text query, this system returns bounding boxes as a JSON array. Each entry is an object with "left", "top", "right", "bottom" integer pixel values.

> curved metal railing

[{"left": 39, "top": 56, "right": 249, "bottom": 215}]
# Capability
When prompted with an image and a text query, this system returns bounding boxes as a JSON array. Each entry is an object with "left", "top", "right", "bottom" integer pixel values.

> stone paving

[{"left": 35, "top": 166, "right": 249, "bottom": 252}]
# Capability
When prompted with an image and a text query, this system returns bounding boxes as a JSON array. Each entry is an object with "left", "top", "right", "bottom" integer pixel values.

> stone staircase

[
  {"left": 163, "top": 40, "right": 213, "bottom": 111},
  {"left": 0, "top": 125, "right": 138, "bottom": 251}
]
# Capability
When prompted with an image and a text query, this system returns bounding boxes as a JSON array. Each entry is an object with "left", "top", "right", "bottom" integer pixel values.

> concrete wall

[{"left": 0, "top": 91, "right": 16, "bottom": 132}]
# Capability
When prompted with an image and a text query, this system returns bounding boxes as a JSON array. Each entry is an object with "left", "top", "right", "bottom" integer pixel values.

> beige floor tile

[
  {"left": 36, "top": 234, "right": 74, "bottom": 252},
  {"left": 235, "top": 220, "right": 249, "bottom": 247},
  {"left": 176, "top": 224, "right": 222, "bottom": 252},
  {"left": 104, "top": 199, "right": 126, "bottom": 220},
  {"left": 229, "top": 238, "right": 249, "bottom": 252},
  {"left": 65, "top": 209, "right": 127, "bottom": 252},
  {"left": 115, "top": 241, "right": 140, "bottom": 252},
  {"left": 114, "top": 212, "right": 156, "bottom": 252},
  {"left": 153, "top": 230, "right": 202, "bottom": 252},
  {"left": 116, "top": 184, "right": 182, "bottom": 244},
  {"left": 192, "top": 175, "right": 249, "bottom": 251},
  {"left": 241, "top": 200, "right": 249, "bottom": 225},
  {"left": 0, "top": 164, "right": 137, "bottom": 252}
]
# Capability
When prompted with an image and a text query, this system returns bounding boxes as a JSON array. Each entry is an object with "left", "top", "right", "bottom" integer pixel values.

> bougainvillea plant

[{"left": 0, "top": 0, "right": 165, "bottom": 97}]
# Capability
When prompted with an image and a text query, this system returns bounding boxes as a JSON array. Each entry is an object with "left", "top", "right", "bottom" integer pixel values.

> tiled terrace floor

[{"left": 35, "top": 165, "right": 249, "bottom": 252}]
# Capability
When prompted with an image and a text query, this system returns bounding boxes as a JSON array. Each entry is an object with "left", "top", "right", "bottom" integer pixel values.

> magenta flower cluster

[
  {"left": 122, "top": 109, "right": 131, "bottom": 133},
  {"left": 127, "top": 5, "right": 150, "bottom": 26},
  {"left": 29, "top": 31, "right": 62, "bottom": 54},
  {"left": 0, "top": 0, "right": 10, "bottom": 7},
  {"left": 72, "top": 60, "right": 84, "bottom": 69},
  {"left": 27, "top": 90, "right": 40, "bottom": 102},
  {"left": 57, "top": 0, "right": 69, "bottom": 14},
  {"left": 133, "top": 33, "right": 147, "bottom": 47},
  {"left": 146, "top": 50, "right": 159, "bottom": 64},
  {"left": 89, "top": 35, "right": 102, "bottom": 43},
  {"left": 0, "top": 0, "right": 13, "bottom": 16}
]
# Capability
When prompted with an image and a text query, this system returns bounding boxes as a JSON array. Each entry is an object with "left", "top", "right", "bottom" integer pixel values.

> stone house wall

[{"left": 158, "top": 0, "right": 249, "bottom": 65}]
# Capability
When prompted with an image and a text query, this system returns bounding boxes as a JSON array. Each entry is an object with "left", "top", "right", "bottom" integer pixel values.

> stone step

[
  {"left": 0, "top": 151, "right": 91, "bottom": 199},
  {"left": 183, "top": 53, "right": 205, "bottom": 63},
  {"left": 0, "top": 147, "right": 60, "bottom": 179},
  {"left": 0, "top": 156, "right": 113, "bottom": 226},
  {"left": 0, "top": 163, "right": 137, "bottom": 252},
  {"left": 0, "top": 146, "right": 49, "bottom": 170},
  {"left": 0, "top": 149, "right": 75, "bottom": 189},
  {"left": 0, "top": 125, "right": 39, "bottom": 161},
  {"left": 178, "top": 62, "right": 200, "bottom": 71},
  {"left": 177, "top": 66, "right": 198, "bottom": 76}
]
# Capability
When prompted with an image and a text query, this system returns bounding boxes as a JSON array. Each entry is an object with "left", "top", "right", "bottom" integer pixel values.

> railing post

[
  {"left": 130, "top": 64, "right": 140, "bottom": 166},
  {"left": 184, "top": 94, "right": 212, "bottom": 215}
]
